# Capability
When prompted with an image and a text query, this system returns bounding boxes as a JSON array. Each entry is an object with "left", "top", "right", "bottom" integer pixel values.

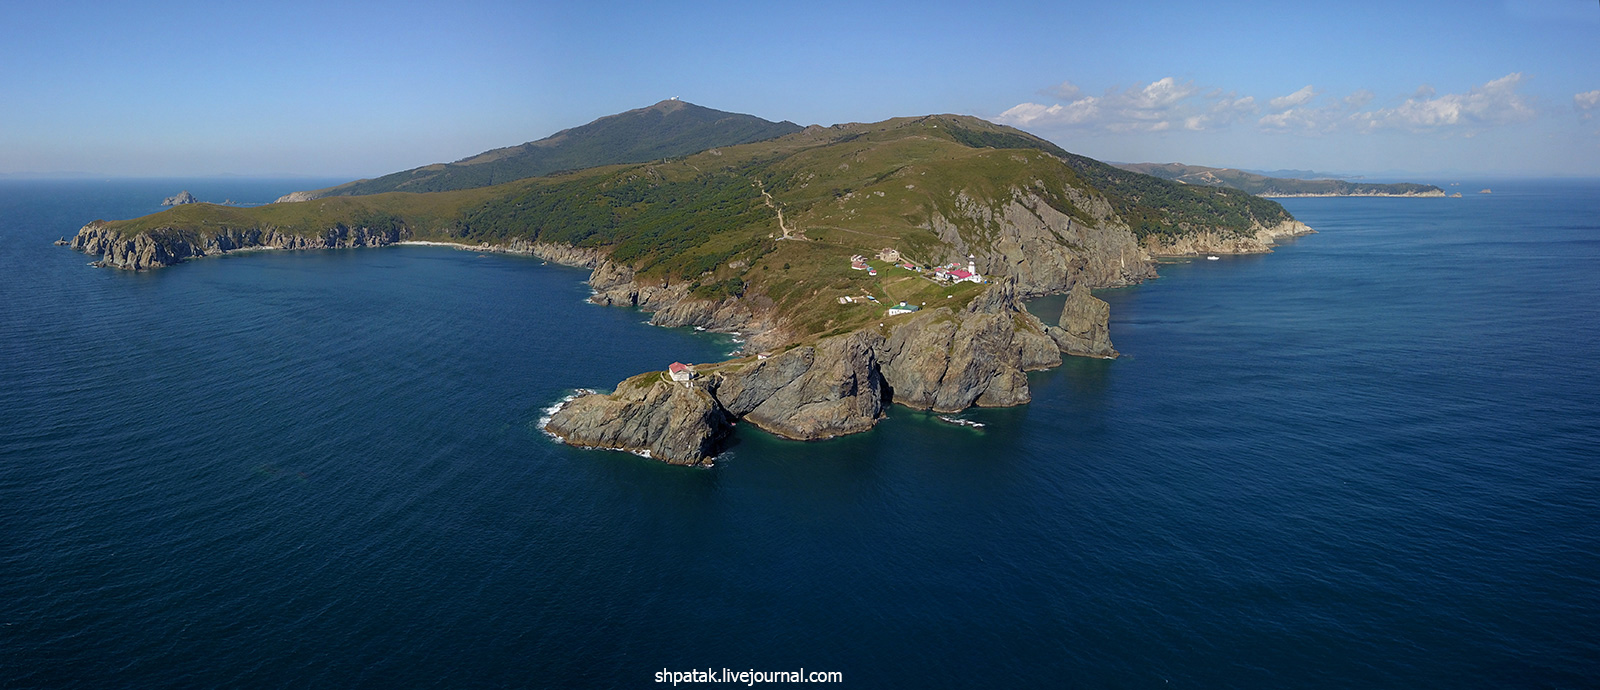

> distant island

[
  {"left": 1114, "top": 162, "right": 1446, "bottom": 198},
  {"left": 66, "top": 101, "right": 1313, "bottom": 465}
]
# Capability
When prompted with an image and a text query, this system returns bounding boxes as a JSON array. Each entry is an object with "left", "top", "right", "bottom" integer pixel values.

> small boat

[
  {"left": 1206, "top": 255, "right": 1220, "bottom": 261},
  {"left": 53, "top": 237, "right": 69, "bottom": 246}
]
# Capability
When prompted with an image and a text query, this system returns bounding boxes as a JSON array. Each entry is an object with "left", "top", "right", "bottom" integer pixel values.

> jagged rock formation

[
  {"left": 880, "top": 277, "right": 1060, "bottom": 412},
  {"left": 161, "top": 191, "right": 198, "bottom": 206},
  {"left": 544, "top": 278, "right": 1095, "bottom": 462},
  {"left": 1048, "top": 281, "right": 1116, "bottom": 358},
  {"left": 716, "top": 330, "right": 886, "bottom": 439},
  {"left": 544, "top": 375, "right": 731, "bottom": 465}
]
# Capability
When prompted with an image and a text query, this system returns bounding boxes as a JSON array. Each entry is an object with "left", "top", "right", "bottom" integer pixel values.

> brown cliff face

[
  {"left": 716, "top": 330, "right": 886, "bottom": 440},
  {"left": 927, "top": 190, "right": 1156, "bottom": 297}
]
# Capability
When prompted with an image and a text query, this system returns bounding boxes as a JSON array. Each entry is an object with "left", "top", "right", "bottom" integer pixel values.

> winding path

[{"left": 758, "top": 181, "right": 804, "bottom": 240}]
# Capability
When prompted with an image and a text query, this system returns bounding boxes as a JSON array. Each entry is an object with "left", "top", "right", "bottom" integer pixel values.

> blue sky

[{"left": 3, "top": 0, "right": 1597, "bottom": 178}]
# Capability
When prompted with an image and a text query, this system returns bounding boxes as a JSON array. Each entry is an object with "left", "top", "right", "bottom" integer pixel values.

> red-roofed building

[{"left": 669, "top": 362, "right": 693, "bottom": 382}]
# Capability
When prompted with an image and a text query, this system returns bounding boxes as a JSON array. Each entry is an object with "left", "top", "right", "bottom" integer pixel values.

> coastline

[{"left": 1258, "top": 192, "right": 1448, "bottom": 198}]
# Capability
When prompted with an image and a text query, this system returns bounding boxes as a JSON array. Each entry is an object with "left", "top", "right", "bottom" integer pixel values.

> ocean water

[{"left": 2, "top": 178, "right": 1597, "bottom": 688}]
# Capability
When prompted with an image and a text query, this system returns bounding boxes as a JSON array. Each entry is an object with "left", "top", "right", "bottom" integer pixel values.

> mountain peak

[
  {"left": 275, "top": 101, "right": 801, "bottom": 200},
  {"left": 646, "top": 98, "right": 690, "bottom": 113}
]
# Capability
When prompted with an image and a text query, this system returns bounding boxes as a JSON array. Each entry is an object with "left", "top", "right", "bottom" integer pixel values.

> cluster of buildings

[
  {"left": 849, "top": 248, "right": 982, "bottom": 284},
  {"left": 848, "top": 255, "right": 877, "bottom": 276},
  {"left": 934, "top": 257, "right": 983, "bottom": 284}
]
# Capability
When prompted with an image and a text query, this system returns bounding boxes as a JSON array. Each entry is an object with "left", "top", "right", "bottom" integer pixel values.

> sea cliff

[{"left": 543, "top": 278, "right": 1081, "bottom": 465}]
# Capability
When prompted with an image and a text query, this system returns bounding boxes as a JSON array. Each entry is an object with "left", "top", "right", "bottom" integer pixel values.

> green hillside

[
  {"left": 1116, "top": 162, "right": 1444, "bottom": 196},
  {"left": 286, "top": 100, "right": 801, "bottom": 199},
  {"left": 96, "top": 113, "right": 1297, "bottom": 341}
]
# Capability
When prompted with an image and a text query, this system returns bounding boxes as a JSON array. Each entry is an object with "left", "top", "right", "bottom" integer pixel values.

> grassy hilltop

[{"left": 286, "top": 100, "right": 801, "bottom": 199}]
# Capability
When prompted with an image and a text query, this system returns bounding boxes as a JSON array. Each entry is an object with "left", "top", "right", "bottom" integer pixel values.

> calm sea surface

[{"left": 2, "top": 179, "right": 1597, "bottom": 688}]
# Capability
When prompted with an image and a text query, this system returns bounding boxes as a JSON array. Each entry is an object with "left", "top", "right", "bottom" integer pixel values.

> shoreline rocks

[
  {"left": 1142, "top": 218, "right": 1314, "bottom": 257},
  {"left": 544, "top": 277, "right": 1111, "bottom": 463},
  {"left": 543, "top": 374, "right": 731, "bottom": 466},
  {"left": 71, "top": 222, "right": 406, "bottom": 271}
]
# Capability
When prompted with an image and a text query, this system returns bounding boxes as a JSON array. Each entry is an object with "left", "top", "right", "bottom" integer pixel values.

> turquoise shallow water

[{"left": 2, "top": 179, "right": 1597, "bottom": 688}]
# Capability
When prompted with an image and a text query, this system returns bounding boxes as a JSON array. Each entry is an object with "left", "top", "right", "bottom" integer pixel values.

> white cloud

[
  {"left": 1576, "top": 90, "right": 1600, "bottom": 119},
  {"left": 996, "top": 98, "right": 1102, "bottom": 127},
  {"left": 996, "top": 77, "right": 1252, "bottom": 133},
  {"left": 1001, "top": 73, "right": 1539, "bottom": 140},
  {"left": 1269, "top": 85, "right": 1317, "bottom": 111},
  {"left": 1354, "top": 73, "right": 1536, "bottom": 132}
]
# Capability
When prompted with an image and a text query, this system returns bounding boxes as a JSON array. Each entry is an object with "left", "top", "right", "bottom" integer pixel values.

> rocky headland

[
  {"left": 544, "top": 277, "right": 1073, "bottom": 465},
  {"left": 62, "top": 108, "right": 1319, "bottom": 466}
]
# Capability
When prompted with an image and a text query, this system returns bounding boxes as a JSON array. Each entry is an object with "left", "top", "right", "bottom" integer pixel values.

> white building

[
  {"left": 887, "top": 301, "right": 921, "bottom": 316},
  {"left": 668, "top": 362, "right": 693, "bottom": 382}
]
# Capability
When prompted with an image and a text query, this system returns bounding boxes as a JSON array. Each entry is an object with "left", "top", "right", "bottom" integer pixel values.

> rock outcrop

[
  {"left": 715, "top": 330, "right": 886, "bottom": 439},
  {"left": 160, "top": 191, "right": 198, "bottom": 206},
  {"left": 545, "top": 279, "right": 1075, "bottom": 462},
  {"left": 437, "top": 238, "right": 604, "bottom": 268},
  {"left": 879, "top": 277, "right": 1060, "bottom": 412},
  {"left": 585, "top": 258, "right": 789, "bottom": 352},
  {"left": 543, "top": 374, "right": 731, "bottom": 466},
  {"left": 71, "top": 222, "right": 406, "bottom": 270},
  {"left": 1048, "top": 281, "right": 1116, "bottom": 359},
  {"left": 273, "top": 190, "right": 321, "bottom": 204}
]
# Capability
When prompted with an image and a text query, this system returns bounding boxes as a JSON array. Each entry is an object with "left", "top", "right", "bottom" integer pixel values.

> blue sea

[{"left": 2, "top": 178, "right": 1597, "bottom": 688}]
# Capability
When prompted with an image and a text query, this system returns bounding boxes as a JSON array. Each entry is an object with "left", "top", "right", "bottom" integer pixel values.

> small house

[
  {"left": 877, "top": 248, "right": 901, "bottom": 262},
  {"left": 887, "top": 301, "right": 920, "bottom": 316},
  {"left": 668, "top": 362, "right": 694, "bottom": 382}
]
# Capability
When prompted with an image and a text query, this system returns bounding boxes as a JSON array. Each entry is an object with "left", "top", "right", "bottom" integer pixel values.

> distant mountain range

[
  {"left": 1113, "top": 162, "right": 1445, "bottom": 197},
  {"left": 1239, "top": 168, "right": 1358, "bottom": 181},
  {"left": 277, "top": 100, "right": 801, "bottom": 201}
]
